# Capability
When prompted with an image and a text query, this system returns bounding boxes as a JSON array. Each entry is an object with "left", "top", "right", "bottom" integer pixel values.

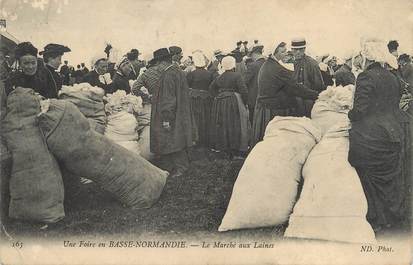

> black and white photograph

[{"left": 0, "top": 0, "right": 412, "bottom": 264}]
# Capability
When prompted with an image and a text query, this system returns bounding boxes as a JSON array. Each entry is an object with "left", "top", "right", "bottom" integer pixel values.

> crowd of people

[{"left": 0, "top": 36, "right": 412, "bottom": 233}]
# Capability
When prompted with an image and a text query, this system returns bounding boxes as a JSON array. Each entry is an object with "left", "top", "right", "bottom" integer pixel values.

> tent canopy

[{"left": 1, "top": 30, "right": 19, "bottom": 54}]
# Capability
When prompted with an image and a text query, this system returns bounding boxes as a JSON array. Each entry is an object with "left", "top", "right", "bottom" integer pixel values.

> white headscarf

[
  {"left": 192, "top": 51, "right": 207, "bottom": 68},
  {"left": 91, "top": 53, "right": 108, "bottom": 69},
  {"left": 221, "top": 56, "right": 236, "bottom": 71},
  {"left": 360, "top": 38, "right": 400, "bottom": 70}
]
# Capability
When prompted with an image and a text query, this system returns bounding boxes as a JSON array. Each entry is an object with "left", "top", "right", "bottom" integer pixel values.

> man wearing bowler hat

[
  {"left": 290, "top": 37, "right": 324, "bottom": 117},
  {"left": 150, "top": 48, "right": 193, "bottom": 177},
  {"left": 40, "top": 43, "right": 71, "bottom": 92}
]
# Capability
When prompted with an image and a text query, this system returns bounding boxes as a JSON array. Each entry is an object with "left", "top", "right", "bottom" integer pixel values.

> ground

[
  {"left": 2, "top": 148, "right": 276, "bottom": 241},
  {"left": 1, "top": 147, "right": 409, "bottom": 242}
]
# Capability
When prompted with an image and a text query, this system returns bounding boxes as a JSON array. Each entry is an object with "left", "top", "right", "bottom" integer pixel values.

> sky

[{"left": 2, "top": 0, "right": 413, "bottom": 67}]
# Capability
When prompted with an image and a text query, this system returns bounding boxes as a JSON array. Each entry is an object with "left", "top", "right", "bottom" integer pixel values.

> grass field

[
  {"left": 2, "top": 147, "right": 278, "bottom": 241},
  {"left": 2, "top": 147, "right": 409, "bottom": 243}
]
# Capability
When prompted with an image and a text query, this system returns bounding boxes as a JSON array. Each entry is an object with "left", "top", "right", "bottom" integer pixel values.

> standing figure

[
  {"left": 111, "top": 57, "right": 134, "bottom": 94},
  {"left": 6, "top": 42, "right": 60, "bottom": 99},
  {"left": 187, "top": 51, "right": 214, "bottom": 147},
  {"left": 150, "top": 48, "right": 193, "bottom": 177},
  {"left": 82, "top": 55, "right": 113, "bottom": 93},
  {"left": 348, "top": 40, "right": 411, "bottom": 232},
  {"left": 60, "top": 60, "right": 70, "bottom": 85},
  {"left": 251, "top": 42, "right": 318, "bottom": 146},
  {"left": 40, "top": 43, "right": 71, "bottom": 93},
  {"left": 335, "top": 52, "right": 356, "bottom": 87},
  {"left": 291, "top": 38, "right": 325, "bottom": 117},
  {"left": 209, "top": 56, "right": 249, "bottom": 159},
  {"left": 244, "top": 44, "right": 265, "bottom": 124}
]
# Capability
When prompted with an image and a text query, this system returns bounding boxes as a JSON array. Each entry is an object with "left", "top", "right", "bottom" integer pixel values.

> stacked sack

[
  {"left": 219, "top": 117, "right": 321, "bottom": 231},
  {"left": 59, "top": 83, "right": 106, "bottom": 134},
  {"left": 104, "top": 90, "right": 143, "bottom": 154},
  {"left": 2, "top": 88, "right": 65, "bottom": 223},
  {"left": 284, "top": 85, "right": 376, "bottom": 243},
  {"left": 38, "top": 99, "right": 168, "bottom": 209}
]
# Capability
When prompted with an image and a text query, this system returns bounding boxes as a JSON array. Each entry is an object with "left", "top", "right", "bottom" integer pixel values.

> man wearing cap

[
  {"left": 244, "top": 44, "right": 265, "bottom": 124},
  {"left": 252, "top": 42, "right": 318, "bottom": 146},
  {"left": 149, "top": 48, "right": 193, "bottom": 177},
  {"left": 335, "top": 53, "right": 356, "bottom": 87},
  {"left": 290, "top": 38, "right": 325, "bottom": 117},
  {"left": 40, "top": 43, "right": 71, "bottom": 92},
  {"left": 169, "top": 46, "right": 183, "bottom": 67}
]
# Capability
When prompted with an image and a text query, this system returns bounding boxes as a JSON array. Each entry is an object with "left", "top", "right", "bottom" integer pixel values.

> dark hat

[
  {"left": 15, "top": 42, "right": 38, "bottom": 59},
  {"left": 127, "top": 48, "right": 141, "bottom": 60},
  {"left": 169, "top": 46, "right": 182, "bottom": 56},
  {"left": 153, "top": 48, "right": 171, "bottom": 61},
  {"left": 243, "top": 41, "right": 248, "bottom": 44},
  {"left": 387, "top": 40, "right": 399, "bottom": 52},
  {"left": 39, "top": 43, "right": 71, "bottom": 56},
  {"left": 291, "top": 38, "right": 306, "bottom": 49},
  {"left": 250, "top": 45, "right": 264, "bottom": 54},
  {"left": 254, "top": 39, "right": 259, "bottom": 43},
  {"left": 236, "top": 41, "right": 242, "bottom": 46},
  {"left": 130, "top": 48, "right": 141, "bottom": 55}
]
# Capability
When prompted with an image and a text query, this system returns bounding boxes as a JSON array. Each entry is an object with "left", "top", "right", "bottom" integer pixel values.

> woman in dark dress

[
  {"left": 5, "top": 42, "right": 59, "bottom": 99},
  {"left": 187, "top": 52, "right": 214, "bottom": 147},
  {"left": 209, "top": 56, "right": 249, "bottom": 158},
  {"left": 348, "top": 43, "right": 411, "bottom": 232}
]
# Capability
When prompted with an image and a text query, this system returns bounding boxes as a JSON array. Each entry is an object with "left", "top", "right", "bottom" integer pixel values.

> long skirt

[
  {"left": 349, "top": 113, "right": 411, "bottom": 229},
  {"left": 210, "top": 92, "right": 250, "bottom": 152},
  {"left": 189, "top": 89, "right": 212, "bottom": 147},
  {"left": 251, "top": 102, "right": 296, "bottom": 147}
]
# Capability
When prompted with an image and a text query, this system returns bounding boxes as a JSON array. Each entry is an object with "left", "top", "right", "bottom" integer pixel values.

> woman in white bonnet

[
  {"left": 186, "top": 51, "right": 214, "bottom": 147},
  {"left": 209, "top": 55, "right": 249, "bottom": 159},
  {"left": 347, "top": 38, "right": 411, "bottom": 232}
]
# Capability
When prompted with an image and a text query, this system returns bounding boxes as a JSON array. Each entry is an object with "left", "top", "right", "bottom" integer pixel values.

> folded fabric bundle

[
  {"left": 219, "top": 117, "right": 321, "bottom": 231},
  {"left": 38, "top": 99, "right": 168, "bottom": 209}
]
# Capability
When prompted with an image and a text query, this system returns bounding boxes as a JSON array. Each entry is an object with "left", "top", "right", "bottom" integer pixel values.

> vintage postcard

[{"left": 0, "top": 0, "right": 412, "bottom": 264}]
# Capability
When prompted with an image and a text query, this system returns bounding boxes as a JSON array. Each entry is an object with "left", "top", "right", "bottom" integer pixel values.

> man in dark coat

[
  {"left": 169, "top": 46, "right": 183, "bottom": 67},
  {"left": 60, "top": 60, "right": 70, "bottom": 85},
  {"left": 244, "top": 44, "right": 265, "bottom": 124},
  {"left": 40, "top": 43, "right": 71, "bottom": 92},
  {"left": 150, "top": 48, "right": 193, "bottom": 177},
  {"left": 81, "top": 63, "right": 89, "bottom": 74},
  {"left": 251, "top": 42, "right": 318, "bottom": 145},
  {"left": 231, "top": 41, "right": 243, "bottom": 63},
  {"left": 291, "top": 38, "right": 325, "bottom": 117},
  {"left": 335, "top": 55, "right": 356, "bottom": 87}
]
